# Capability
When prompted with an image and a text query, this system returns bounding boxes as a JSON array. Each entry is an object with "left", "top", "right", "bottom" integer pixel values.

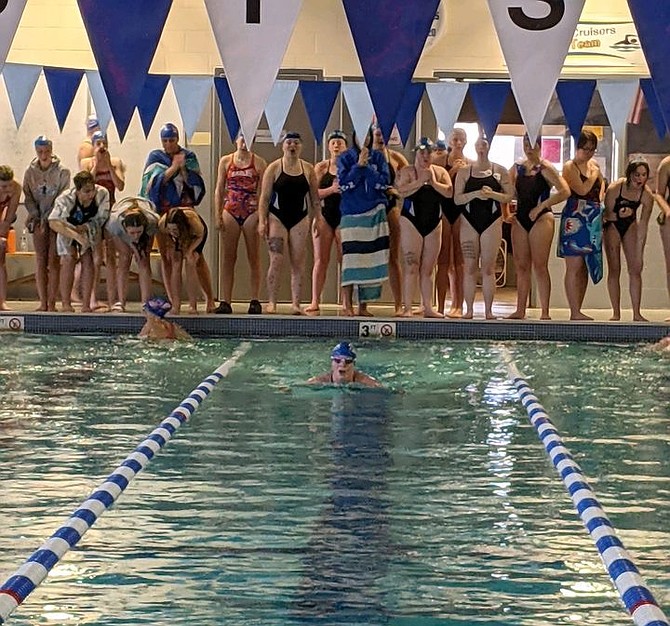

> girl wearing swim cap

[
  {"left": 22, "top": 136, "right": 71, "bottom": 311},
  {"left": 307, "top": 341, "right": 381, "bottom": 387},
  {"left": 307, "top": 130, "right": 348, "bottom": 315}
]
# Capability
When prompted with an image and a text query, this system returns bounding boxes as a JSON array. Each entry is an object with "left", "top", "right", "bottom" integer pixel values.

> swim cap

[
  {"left": 34, "top": 135, "right": 52, "bottom": 148},
  {"left": 414, "top": 137, "right": 434, "bottom": 152},
  {"left": 160, "top": 123, "right": 179, "bottom": 140},
  {"left": 91, "top": 130, "right": 107, "bottom": 144},
  {"left": 87, "top": 115, "right": 100, "bottom": 131},
  {"left": 283, "top": 131, "right": 301, "bottom": 141},
  {"left": 143, "top": 296, "right": 172, "bottom": 318},
  {"left": 327, "top": 130, "right": 347, "bottom": 142},
  {"left": 435, "top": 139, "right": 447, "bottom": 151},
  {"left": 331, "top": 341, "right": 357, "bottom": 361}
]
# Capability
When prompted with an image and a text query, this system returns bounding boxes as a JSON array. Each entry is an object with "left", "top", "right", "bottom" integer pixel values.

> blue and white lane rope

[
  {"left": 0, "top": 341, "right": 251, "bottom": 625},
  {"left": 501, "top": 347, "right": 669, "bottom": 626}
]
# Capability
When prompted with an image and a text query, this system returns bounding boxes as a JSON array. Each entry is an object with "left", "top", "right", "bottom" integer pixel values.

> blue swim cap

[
  {"left": 331, "top": 341, "right": 357, "bottom": 361},
  {"left": 414, "top": 137, "right": 434, "bottom": 152},
  {"left": 91, "top": 130, "right": 107, "bottom": 144},
  {"left": 435, "top": 139, "right": 447, "bottom": 150},
  {"left": 160, "top": 123, "right": 179, "bottom": 140},
  {"left": 87, "top": 115, "right": 100, "bottom": 131},
  {"left": 34, "top": 135, "right": 52, "bottom": 148},
  {"left": 143, "top": 296, "right": 172, "bottom": 318}
]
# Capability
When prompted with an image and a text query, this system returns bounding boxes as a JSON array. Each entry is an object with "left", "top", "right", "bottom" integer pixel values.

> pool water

[{"left": 0, "top": 336, "right": 668, "bottom": 625}]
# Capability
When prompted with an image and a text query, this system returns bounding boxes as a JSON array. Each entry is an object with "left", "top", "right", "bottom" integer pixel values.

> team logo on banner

[
  {"left": 205, "top": 0, "right": 303, "bottom": 145},
  {"left": 0, "top": 0, "right": 27, "bottom": 72},
  {"left": 487, "top": 0, "right": 585, "bottom": 142}
]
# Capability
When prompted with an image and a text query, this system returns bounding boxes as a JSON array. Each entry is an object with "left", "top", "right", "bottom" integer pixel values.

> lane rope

[
  {"left": 500, "top": 346, "right": 669, "bottom": 626},
  {"left": 0, "top": 342, "right": 251, "bottom": 624}
]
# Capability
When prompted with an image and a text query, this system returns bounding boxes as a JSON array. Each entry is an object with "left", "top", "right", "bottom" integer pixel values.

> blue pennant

[
  {"left": 395, "top": 82, "right": 425, "bottom": 146},
  {"left": 43, "top": 67, "right": 85, "bottom": 131},
  {"left": 555, "top": 80, "right": 596, "bottom": 144},
  {"left": 214, "top": 77, "right": 241, "bottom": 141},
  {"left": 342, "top": 0, "right": 439, "bottom": 142},
  {"left": 468, "top": 82, "right": 510, "bottom": 140},
  {"left": 628, "top": 0, "right": 670, "bottom": 132},
  {"left": 77, "top": 0, "right": 172, "bottom": 140},
  {"left": 137, "top": 74, "right": 170, "bottom": 138},
  {"left": 640, "top": 78, "right": 667, "bottom": 140},
  {"left": 299, "top": 81, "right": 340, "bottom": 142}
]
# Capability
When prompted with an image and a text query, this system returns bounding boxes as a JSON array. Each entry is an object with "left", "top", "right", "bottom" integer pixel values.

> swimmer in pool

[
  {"left": 649, "top": 336, "right": 670, "bottom": 353},
  {"left": 139, "top": 296, "right": 192, "bottom": 341},
  {"left": 307, "top": 341, "right": 381, "bottom": 387}
]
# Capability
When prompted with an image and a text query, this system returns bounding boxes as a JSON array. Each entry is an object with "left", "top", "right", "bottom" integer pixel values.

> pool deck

[{"left": 1, "top": 297, "right": 668, "bottom": 342}]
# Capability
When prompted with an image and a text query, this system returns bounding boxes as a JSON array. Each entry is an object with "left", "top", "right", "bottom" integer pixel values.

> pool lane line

[
  {"left": 0, "top": 341, "right": 251, "bottom": 625},
  {"left": 500, "top": 347, "right": 669, "bottom": 626}
]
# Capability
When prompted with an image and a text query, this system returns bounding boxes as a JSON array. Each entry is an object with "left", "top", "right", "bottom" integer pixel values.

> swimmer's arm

[
  {"left": 430, "top": 165, "right": 453, "bottom": 199},
  {"left": 110, "top": 158, "right": 126, "bottom": 192},
  {"left": 539, "top": 161, "right": 570, "bottom": 208},
  {"left": 354, "top": 370, "right": 382, "bottom": 388},
  {"left": 483, "top": 166, "right": 514, "bottom": 204},
  {"left": 258, "top": 161, "right": 278, "bottom": 223},
  {"left": 395, "top": 166, "right": 423, "bottom": 198},
  {"left": 637, "top": 186, "right": 655, "bottom": 252},
  {"left": 603, "top": 180, "right": 620, "bottom": 221},
  {"left": 214, "top": 155, "right": 230, "bottom": 227},
  {"left": 305, "top": 163, "right": 322, "bottom": 220},
  {"left": 655, "top": 159, "right": 670, "bottom": 217},
  {"left": 173, "top": 324, "right": 193, "bottom": 341},
  {"left": 0, "top": 180, "right": 21, "bottom": 236}
]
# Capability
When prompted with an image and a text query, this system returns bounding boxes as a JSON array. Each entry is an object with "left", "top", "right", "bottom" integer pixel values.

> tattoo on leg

[
  {"left": 268, "top": 237, "right": 284, "bottom": 254},
  {"left": 461, "top": 241, "right": 477, "bottom": 259},
  {"left": 404, "top": 251, "right": 419, "bottom": 267}
]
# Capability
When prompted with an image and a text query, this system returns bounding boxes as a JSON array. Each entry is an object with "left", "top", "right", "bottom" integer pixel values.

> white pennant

[
  {"left": 0, "top": 0, "right": 28, "bottom": 72},
  {"left": 1, "top": 63, "right": 41, "bottom": 128},
  {"left": 171, "top": 75, "right": 213, "bottom": 140},
  {"left": 204, "top": 0, "right": 303, "bottom": 145},
  {"left": 85, "top": 71, "right": 113, "bottom": 132},
  {"left": 426, "top": 82, "right": 468, "bottom": 136},
  {"left": 487, "top": 0, "right": 585, "bottom": 142},
  {"left": 265, "top": 80, "right": 299, "bottom": 144},
  {"left": 597, "top": 79, "right": 640, "bottom": 144},
  {"left": 342, "top": 82, "right": 374, "bottom": 145}
]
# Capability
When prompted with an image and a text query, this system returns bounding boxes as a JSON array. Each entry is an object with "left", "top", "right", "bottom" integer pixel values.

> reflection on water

[
  {"left": 0, "top": 336, "right": 668, "bottom": 625},
  {"left": 294, "top": 391, "right": 391, "bottom": 624}
]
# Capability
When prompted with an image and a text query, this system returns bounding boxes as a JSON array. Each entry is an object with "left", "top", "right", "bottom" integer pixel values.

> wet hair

[
  {"left": 121, "top": 208, "right": 151, "bottom": 257},
  {"left": 73, "top": 170, "right": 95, "bottom": 190},
  {"left": 625, "top": 158, "right": 650, "bottom": 186},
  {"left": 0, "top": 165, "right": 14, "bottom": 182},
  {"left": 327, "top": 130, "right": 347, "bottom": 143},
  {"left": 577, "top": 130, "right": 598, "bottom": 150},
  {"left": 164, "top": 207, "right": 198, "bottom": 252}
]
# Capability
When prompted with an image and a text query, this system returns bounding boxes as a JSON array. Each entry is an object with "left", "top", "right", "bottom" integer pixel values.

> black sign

[
  {"left": 246, "top": 0, "right": 260, "bottom": 24},
  {"left": 508, "top": 0, "right": 564, "bottom": 31}
]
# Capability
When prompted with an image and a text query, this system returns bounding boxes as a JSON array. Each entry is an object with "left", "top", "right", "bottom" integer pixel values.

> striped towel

[{"left": 340, "top": 203, "right": 389, "bottom": 301}]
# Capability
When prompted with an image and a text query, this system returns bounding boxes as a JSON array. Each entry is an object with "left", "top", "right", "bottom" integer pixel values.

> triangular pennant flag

[
  {"left": 43, "top": 67, "right": 85, "bottom": 131},
  {"left": 84, "top": 71, "right": 113, "bottom": 132},
  {"left": 214, "top": 76, "right": 241, "bottom": 140},
  {"left": 468, "top": 82, "right": 511, "bottom": 140},
  {"left": 640, "top": 78, "right": 667, "bottom": 140},
  {"left": 265, "top": 80, "right": 299, "bottom": 144},
  {"left": 487, "top": 0, "right": 585, "bottom": 142},
  {"left": 597, "top": 79, "right": 640, "bottom": 143},
  {"left": 205, "top": 0, "right": 303, "bottom": 145},
  {"left": 0, "top": 0, "right": 28, "bottom": 73},
  {"left": 627, "top": 1, "right": 670, "bottom": 133},
  {"left": 77, "top": 0, "right": 172, "bottom": 140},
  {"left": 555, "top": 80, "right": 596, "bottom": 144},
  {"left": 171, "top": 75, "right": 213, "bottom": 140},
  {"left": 1, "top": 63, "right": 41, "bottom": 128},
  {"left": 342, "top": 0, "right": 439, "bottom": 141},
  {"left": 342, "top": 81, "right": 374, "bottom": 145},
  {"left": 299, "top": 81, "right": 340, "bottom": 142},
  {"left": 137, "top": 74, "right": 171, "bottom": 138},
  {"left": 395, "top": 82, "right": 425, "bottom": 146},
  {"left": 426, "top": 82, "right": 468, "bottom": 136}
]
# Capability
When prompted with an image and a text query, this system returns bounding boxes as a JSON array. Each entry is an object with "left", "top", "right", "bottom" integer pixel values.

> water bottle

[{"left": 19, "top": 228, "right": 28, "bottom": 252}]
